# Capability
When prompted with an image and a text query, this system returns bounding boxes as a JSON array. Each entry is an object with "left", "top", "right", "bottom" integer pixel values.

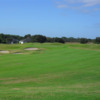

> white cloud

[
  {"left": 55, "top": 0, "right": 100, "bottom": 13},
  {"left": 81, "top": 0, "right": 100, "bottom": 7},
  {"left": 64, "top": 0, "right": 100, "bottom": 7}
]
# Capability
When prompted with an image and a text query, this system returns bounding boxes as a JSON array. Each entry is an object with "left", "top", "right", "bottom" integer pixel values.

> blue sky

[{"left": 0, "top": 0, "right": 100, "bottom": 38}]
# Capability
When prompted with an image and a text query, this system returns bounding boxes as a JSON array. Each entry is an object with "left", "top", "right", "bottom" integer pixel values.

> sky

[{"left": 0, "top": 0, "right": 100, "bottom": 38}]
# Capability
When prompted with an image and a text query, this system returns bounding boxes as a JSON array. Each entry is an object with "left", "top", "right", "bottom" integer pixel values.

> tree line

[{"left": 0, "top": 33, "right": 100, "bottom": 44}]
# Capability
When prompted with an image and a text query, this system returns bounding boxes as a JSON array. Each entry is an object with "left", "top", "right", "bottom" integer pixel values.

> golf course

[{"left": 0, "top": 43, "right": 100, "bottom": 100}]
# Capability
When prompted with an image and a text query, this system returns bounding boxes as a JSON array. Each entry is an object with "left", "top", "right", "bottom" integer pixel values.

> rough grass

[{"left": 0, "top": 43, "right": 100, "bottom": 100}]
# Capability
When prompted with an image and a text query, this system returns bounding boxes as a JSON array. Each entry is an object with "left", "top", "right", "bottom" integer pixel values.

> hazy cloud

[
  {"left": 95, "top": 23, "right": 100, "bottom": 28},
  {"left": 55, "top": 0, "right": 100, "bottom": 13},
  {"left": 57, "top": 4, "right": 68, "bottom": 8},
  {"left": 64, "top": 0, "right": 100, "bottom": 7}
]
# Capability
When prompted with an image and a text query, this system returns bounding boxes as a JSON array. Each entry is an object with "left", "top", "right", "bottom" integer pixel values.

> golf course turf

[{"left": 0, "top": 43, "right": 100, "bottom": 100}]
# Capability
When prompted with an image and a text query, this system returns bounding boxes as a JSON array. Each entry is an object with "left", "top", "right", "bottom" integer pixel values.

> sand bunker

[
  {"left": 0, "top": 51, "right": 9, "bottom": 54},
  {"left": 24, "top": 48, "right": 39, "bottom": 51}
]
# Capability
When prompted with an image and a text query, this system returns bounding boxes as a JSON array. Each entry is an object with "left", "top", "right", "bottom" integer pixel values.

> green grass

[{"left": 0, "top": 43, "right": 100, "bottom": 100}]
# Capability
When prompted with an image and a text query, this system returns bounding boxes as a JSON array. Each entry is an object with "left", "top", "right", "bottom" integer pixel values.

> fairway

[{"left": 0, "top": 43, "right": 100, "bottom": 100}]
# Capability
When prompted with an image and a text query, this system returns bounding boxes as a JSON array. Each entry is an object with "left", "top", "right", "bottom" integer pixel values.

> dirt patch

[
  {"left": 24, "top": 48, "right": 39, "bottom": 51},
  {"left": 0, "top": 50, "right": 9, "bottom": 53},
  {"left": 0, "top": 77, "right": 15, "bottom": 81},
  {"left": 2, "top": 78, "right": 39, "bottom": 84},
  {"left": 12, "top": 88, "right": 20, "bottom": 90},
  {"left": 13, "top": 52, "right": 23, "bottom": 54}
]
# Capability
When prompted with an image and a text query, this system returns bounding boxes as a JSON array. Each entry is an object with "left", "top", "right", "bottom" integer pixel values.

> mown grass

[{"left": 0, "top": 43, "right": 100, "bottom": 100}]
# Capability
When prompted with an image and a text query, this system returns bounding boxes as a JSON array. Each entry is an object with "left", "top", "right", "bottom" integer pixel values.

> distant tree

[
  {"left": 63, "top": 37, "right": 77, "bottom": 42},
  {"left": 53, "top": 37, "right": 65, "bottom": 43},
  {"left": 0, "top": 33, "right": 6, "bottom": 43},
  {"left": 88, "top": 39, "right": 92, "bottom": 42},
  {"left": 46, "top": 37, "right": 54, "bottom": 42},
  {"left": 24, "top": 34, "right": 31, "bottom": 38},
  {"left": 95, "top": 37, "right": 100, "bottom": 44},
  {"left": 31, "top": 35, "right": 47, "bottom": 43},
  {"left": 80, "top": 38, "right": 88, "bottom": 44},
  {"left": 0, "top": 33, "right": 23, "bottom": 44},
  {"left": 61, "top": 37, "right": 68, "bottom": 42},
  {"left": 6, "top": 38, "right": 12, "bottom": 44},
  {"left": 58, "top": 38, "right": 65, "bottom": 43},
  {"left": 23, "top": 34, "right": 32, "bottom": 43},
  {"left": 0, "top": 33, "right": 95, "bottom": 44},
  {"left": 0, "top": 34, "right": 3, "bottom": 43}
]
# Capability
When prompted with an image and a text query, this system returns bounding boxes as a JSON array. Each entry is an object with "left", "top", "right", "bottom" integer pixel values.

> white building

[
  {"left": 19, "top": 37, "right": 31, "bottom": 44},
  {"left": 19, "top": 41, "right": 24, "bottom": 44}
]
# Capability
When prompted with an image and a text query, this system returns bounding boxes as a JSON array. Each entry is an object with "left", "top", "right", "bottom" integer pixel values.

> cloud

[
  {"left": 81, "top": 0, "right": 100, "bottom": 7},
  {"left": 64, "top": 0, "right": 100, "bottom": 7},
  {"left": 57, "top": 4, "right": 68, "bottom": 8},
  {"left": 55, "top": 0, "right": 100, "bottom": 13}
]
